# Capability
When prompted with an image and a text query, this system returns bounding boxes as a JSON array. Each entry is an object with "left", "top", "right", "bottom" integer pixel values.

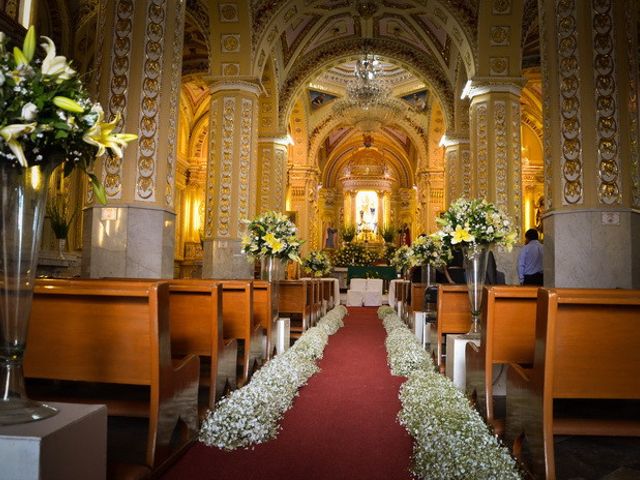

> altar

[{"left": 347, "top": 266, "right": 397, "bottom": 291}]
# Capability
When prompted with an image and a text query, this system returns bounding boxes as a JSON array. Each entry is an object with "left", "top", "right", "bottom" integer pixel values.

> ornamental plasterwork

[
  {"left": 260, "top": 147, "right": 272, "bottom": 212},
  {"left": 493, "top": 0, "right": 512, "bottom": 15},
  {"left": 165, "top": 0, "right": 185, "bottom": 208},
  {"left": 274, "top": 148, "right": 286, "bottom": 210},
  {"left": 205, "top": 99, "right": 218, "bottom": 238},
  {"left": 490, "top": 26, "right": 510, "bottom": 46},
  {"left": 222, "top": 63, "right": 240, "bottom": 76},
  {"left": 187, "top": 0, "right": 210, "bottom": 31},
  {"left": 446, "top": 149, "right": 459, "bottom": 201},
  {"left": 626, "top": 0, "right": 640, "bottom": 208},
  {"left": 494, "top": 101, "right": 508, "bottom": 210},
  {"left": 462, "top": 148, "right": 471, "bottom": 197},
  {"left": 511, "top": 102, "right": 522, "bottom": 229},
  {"left": 592, "top": 0, "right": 620, "bottom": 205},
  {"left": 135, "top": 0, "right": 166, "bottom": 202},
  {"left": 489, "top": 57, "right": 509, "bottom": 76},
  {"left": 221, "top": 34, "right": 240, "bottom": 53},
  {"left": 475, "top": 102, "right": 489, "bottom": 198},
  {"left": 238, "top": 98, "right": 254, "bottom": 225},
  {"left": 104, "top": 0, "right": 134, "bottom": 200},
  {"left": 539, "top": 0, "right": 553, "bottom": 210},
  {"left": 217, "top": 97, "right": 235, "bottom": 237},
  {"left": 219, "top": 3, "right": 239, "bottom": 22},
  {"left": 557, "top": 0, "right": 583, "bottom": 205}
]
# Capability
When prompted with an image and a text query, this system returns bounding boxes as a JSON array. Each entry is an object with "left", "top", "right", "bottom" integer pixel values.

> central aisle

[{"left": 161, "top": 306, "right": 413, "bottom": 480}]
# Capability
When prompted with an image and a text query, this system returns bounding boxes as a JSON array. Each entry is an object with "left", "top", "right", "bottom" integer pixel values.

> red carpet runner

[{"left": 161, "top": 306, "right": 413, "bottom": 480}]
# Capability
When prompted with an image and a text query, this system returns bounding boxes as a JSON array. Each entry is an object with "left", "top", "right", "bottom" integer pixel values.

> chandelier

[{"left": 332, "top": 54, "right": 407, "bottom": 133}]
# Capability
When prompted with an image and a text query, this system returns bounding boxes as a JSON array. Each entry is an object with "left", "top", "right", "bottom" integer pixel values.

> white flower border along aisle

[
  {"left": 199, "top": 305, "right": 347, "bottom": 450},
  {"left": 377, "top": 306, "right": 522, "bottom": 480}
]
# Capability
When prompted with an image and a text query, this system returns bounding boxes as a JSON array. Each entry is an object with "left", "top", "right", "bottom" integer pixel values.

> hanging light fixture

[{"left": 332, "top": 54, "right": 407, "bottom": 133}]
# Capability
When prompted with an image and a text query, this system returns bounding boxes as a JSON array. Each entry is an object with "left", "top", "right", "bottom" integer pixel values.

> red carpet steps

[{"left": 161, "top": 306, "right": 413, "bottom": 480}]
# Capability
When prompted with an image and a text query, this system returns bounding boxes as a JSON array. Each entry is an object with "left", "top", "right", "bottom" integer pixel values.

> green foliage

[
  {"left": 380, "top": 224, "right": 396, "bottom": 243},
  {"left": 340, "top": 224, "right": 356, "bottom": 242},
  {"left": 47, "top": 203, "right": 75, "bottom": 239}
]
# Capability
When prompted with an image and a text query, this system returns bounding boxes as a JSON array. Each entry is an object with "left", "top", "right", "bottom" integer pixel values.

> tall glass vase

[
  {"left": 462, "top": 243, "right": 490, "bottom": 337},
  {"left": 0, "top": 164, "right": 58, "bottom": 425},
  {"left": 261, "top": 256, "right": 284, "bottom": 321}
]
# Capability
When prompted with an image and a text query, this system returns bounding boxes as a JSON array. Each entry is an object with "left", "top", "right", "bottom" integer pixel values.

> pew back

[{"left": 433, "top": 284, "right": 470, "bottom": 370}]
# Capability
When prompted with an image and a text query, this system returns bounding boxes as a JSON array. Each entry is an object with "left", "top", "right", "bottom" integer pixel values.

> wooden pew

[
  {"left": 395, "top": 280, "right": 410, "bottom": 321},
  {"left": 410, "top": 283, "right": 427, "bottom": 313},
  {"left": 166, "top": 279, "right": 238, "bottom": 409},
  {"left": 25, "top": 279, "right": 200, "bottom": 478},
  {"left": 465, "top": 286, "right": 538, "bottom": 434},
  {"left": 505, "top": 288, "right": 640, "bottom": 480},
  {"left": 253, "top": 279, "right": 277, "bottom": 361},
  {"left": 217, "top": 280, "right": 262, "bottom": 386},
  {"left": 431, "top": 284, "right": 470, "bottom": 372},
  {"left": 278, "top": 279, "right": 311, "bottom": 340},
  {"left": 320, "top": 278, "right": 333, "bottom": 313}
]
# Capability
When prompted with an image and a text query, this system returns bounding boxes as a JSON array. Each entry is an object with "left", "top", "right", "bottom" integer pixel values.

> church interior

[{"left": 0, "top": 1, "right": 640, "bottom": 479}]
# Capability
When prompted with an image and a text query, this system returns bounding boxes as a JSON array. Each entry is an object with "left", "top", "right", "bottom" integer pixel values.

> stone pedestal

[{"left": 202, "top": 238, "right": 252, "bottom": 279}]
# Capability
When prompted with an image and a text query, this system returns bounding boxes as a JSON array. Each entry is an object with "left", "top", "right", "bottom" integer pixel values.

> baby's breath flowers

[
  {"left": 199, "top": 306, "right": 347, "bottom": 450},
  {"left": 0, "top": 26, "right": 137, "bottom": 203},
  {"left": 378, "top": 307, "right": 522, "bottom": 479}
]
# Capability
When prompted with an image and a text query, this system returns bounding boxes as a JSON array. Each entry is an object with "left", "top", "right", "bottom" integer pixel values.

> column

[
  {"left": 440, "top": 134, "right": 471, "bottom": 205},
  {"left": 539, "top": 0, "right": 640, "bottom": 287},
  {"left": 343, "top": 190, "right": 354, "bottom": 227},
  {"left": 257, "top": 136, "right": 288, "bottom": 213},
  {"left": 466, "top": 82, "right": 524, "bottom": 232},
  {"left": 202, "top": 81, "right": 260, "bottom": 279},
  {"left": 288, "top": 167, "right": 320, "bottom": 254},
  {"left": 82, "top": 0, "right": 185, "bottom": 278},
  {"left": 382, "top": 191, "right": 391, "bottom": 229},
  {"left": 416, "top": 171, "right": 445, "bottom": 234}
]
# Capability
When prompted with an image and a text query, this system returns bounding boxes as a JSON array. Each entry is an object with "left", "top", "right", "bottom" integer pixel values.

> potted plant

[{"left": 47, "top": 203, "right": 76, "bottom": 259}]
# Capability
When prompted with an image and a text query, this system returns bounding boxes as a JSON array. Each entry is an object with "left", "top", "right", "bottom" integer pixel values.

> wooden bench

[
  {"left": 278, "top": 279, "right": 311, "bottom": 340},
  {"left": 165, "top": 279, "right": 238, "bottom": 409},
  {"left": 395, "top": 280, "right": 410, "bottom": 321},
  {"left": 465, "top": 286, "right": 538, "bottom": 434},
  {"left": 320, "top": 278, "right": 333, "bottom": 313},
  {"left": 217, "top": 280, "right": 262, "bottom": 386},
  {"left": 505, "top": 288, "right": 640, "bottom": 480},
  {"left": 25, "top": 279, "right": 199, "bottom": 478},
  {"left": 253, "top": 279, "right": 278, "bottom": 360},
  {"left": 431, "top": 284, "right": 470, "bottom": 372},
  {"left": 410, "top": 283, "right": 427, "bottom": 313}
]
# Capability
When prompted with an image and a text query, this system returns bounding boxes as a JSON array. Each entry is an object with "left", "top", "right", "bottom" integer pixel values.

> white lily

[
  {"left": 0, "top": 123, "right": 37, "bottom": 167},
  {"left": 21, "top": 102, "right": 38, "bottom": 121},
  {"left": 40, "top": 36, "right": 75, "bottom": 81},
  {"left": 82, "top": 112, "right": 137, "bottom": 157}
]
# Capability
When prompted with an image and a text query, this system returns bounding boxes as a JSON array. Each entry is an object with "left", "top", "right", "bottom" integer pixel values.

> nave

[{"left": 161, "top": 307, "right": 413, "bottom": 480}]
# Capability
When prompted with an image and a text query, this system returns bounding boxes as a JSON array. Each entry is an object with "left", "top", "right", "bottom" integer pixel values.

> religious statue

[
  {"left": 534, "top": 195, "right": 545, "bottom": 235},
  {"left": 325, "top": 224, "right": 337, "bottom": 249},
  {"left": 399, "top": 223, "right": 411, "bottom": 246}
]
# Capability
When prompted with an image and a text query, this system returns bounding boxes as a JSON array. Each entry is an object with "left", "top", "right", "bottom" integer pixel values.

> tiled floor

[{"left": 555, "top": 436, "right": 640, "bottom": 480}]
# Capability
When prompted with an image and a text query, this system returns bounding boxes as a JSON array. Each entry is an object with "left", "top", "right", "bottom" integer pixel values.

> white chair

[
  {"left": 346, "top": 278, "right": 367, "bottom": 306},
  {"left": 363, "top": 278, "right": 383, "bottom": 306}
]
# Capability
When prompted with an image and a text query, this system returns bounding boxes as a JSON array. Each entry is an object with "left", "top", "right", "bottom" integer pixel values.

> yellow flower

[
  {"left": 263, "top": 232, "right": 284, "bottom": 253},
  {"left": 53, "top": 96, "right": 84, "bottom": 113},
  {"left": 451, "top": 225, "right": 475, "bottom": 244},
  {"left": 83, "top": 112, "right": 137, "bottom": 157}
]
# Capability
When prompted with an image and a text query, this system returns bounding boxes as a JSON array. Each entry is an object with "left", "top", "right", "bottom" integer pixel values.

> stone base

[
  {"left": 82, "top": 206, "right": 175, "bottom": 278},
  {"left": 545, "top": 209, "right": 640, "bottom": 288},
  {"left": 202, "top": 238, "right": 253, "bottom": 279}
]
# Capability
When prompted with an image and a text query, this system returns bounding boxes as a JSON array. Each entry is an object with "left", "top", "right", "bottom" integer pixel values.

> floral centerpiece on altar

[
  {"left": 435, "top": 198, "right": 516, "bottom": 335},
  {"left": 333, "top": 242, "right": 378, "bottom": 267},
  {"left": 241, "top": 210, "right": 302, "bottom": 262},
  {"left": 0, "top": 27, "right": 137, "bottom": 425},
  {"left": 302, "top": 250, "right": 332, "bottom": 277}
]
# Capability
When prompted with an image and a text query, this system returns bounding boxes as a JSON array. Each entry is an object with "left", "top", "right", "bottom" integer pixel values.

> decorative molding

[
  {"left": 462, "top": 76, "right": 526, "bottom": 99},
  {"left": 165, "top": 0, "right": 186, "bottom": 208},
  {"left": 626, "top": 0, "right": 640, "bottom": 208},
  {"left": 209, "top": 79, "right": 264, "bottom": 96},
  {"left": 238, "top": 97, "right": 254, "bottom": 227},
  {"left": 475, "top": 102, "right": 489, "bottom": 198},
  {"left": 489, "top": 57, "right": 509, "bottom": 76},
  {"left": 556, "top": 0, "right": 583, "bottom": 205},
  {"left": 104, "top": 0, "right": 134, "bottom": 200},
  {"left": 439, "top": 134, "right": 470, "bottom": 148},
  {"left": 221, "top": 34, "right": 240, "bottom": 52},
  {"left": 490, "top": 25, "right": 511, "bottom": 46},
  {"left": 446, "top": 149, "right": 459, "bottom": 201},
  {"left": 136, "top": 0, "right": 167, "bottom": 201},
  {"left": 493, "top": 0, "right": 512, "bottom": 15},
  {"left": 511, "top": 101, "right": 522, "bottom": 230},
  {"left": 219, "top": 3, "right": 238, "bottom": 22},
  {"left": 217, "top": 97, "right": 235, "bottom": 237},
  {"left": 260, "top": 147, "right": 272, "bottom": 212},
  {"left": 205, "top": 98, "right": 218, "bottom": 238},
  {"left": 539, "top": 0, "right": 553, "bottom": 210},
  {"left": 461, "top": 148, "right": 472, "bottom": 198},
  {"left": 494, "top": 101, "right": 508, "bottom": 210},
  {"left": 592, "top": 0, "right": 621, "bottom": 205}
]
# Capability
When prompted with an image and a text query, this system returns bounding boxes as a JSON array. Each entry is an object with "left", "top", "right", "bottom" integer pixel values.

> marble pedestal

[{"left": 202, "top": 238, "right": 253, "bottom": 279}]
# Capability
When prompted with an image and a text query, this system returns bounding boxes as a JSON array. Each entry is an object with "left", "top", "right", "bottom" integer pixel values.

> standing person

[{"left": 518, "top": 228, "right": 544, "bottom": 285}]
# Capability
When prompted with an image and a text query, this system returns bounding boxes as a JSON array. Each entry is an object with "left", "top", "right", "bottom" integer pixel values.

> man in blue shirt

[{"left": 518, "top": 229, "right": 543, "bottom": 285}]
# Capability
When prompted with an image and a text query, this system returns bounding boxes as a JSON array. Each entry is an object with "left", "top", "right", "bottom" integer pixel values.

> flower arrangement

[
  {"left": 241, "top": 210, "right": 302, "bottom": 262},
  {"left": 46, "top": 203, "right": 75, "bottom": 239},
  {"left": 410, "top": 234, "right": 452, "bottom": 269},
  {"left": 332, "top": 242, "right": 378, "bottom": 267},
  {"left": 390, "top": 244, "right": 413, "bottom": 273},
  {"left": 380, "top": 224, "right": 396, "bottom": 243},
  {"left": 302, "top": 250, "right": 332, "bottom": 277},
  {"left": 199, "top": 306, "right": 347, "bottom": 450},
  {"left": 0, "top": 27, "right": 137, "bottom": 203},
  {"left": 377, "top": 307, "right": 522, "bottom": 479},
  {"left": 340, "top": 224, "right": 356, "bottom": 243},
  {"left": 436, "top": 198, "right": 516, "bottom": 250}
]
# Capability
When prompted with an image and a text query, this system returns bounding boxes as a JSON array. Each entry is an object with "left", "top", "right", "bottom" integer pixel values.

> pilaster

[
  {"left": 441, "top": 134, "right": 471, "bottom": 205},
  {"left": 257, "top": 136, "right": 289, "bottom": 213}
]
